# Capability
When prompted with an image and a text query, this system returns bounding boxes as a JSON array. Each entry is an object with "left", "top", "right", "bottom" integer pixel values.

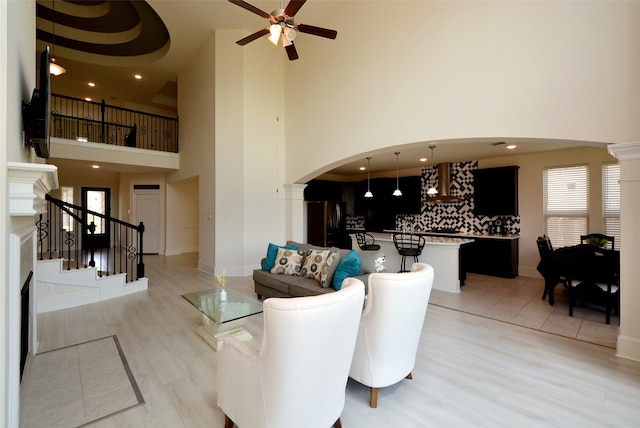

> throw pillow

[
  {"left": 320, "top": 250, "right": 341, "bottom": 288},
  {"left": 263, "top": 243, "right": 298, "bottom": 271},
  {"left": 357, "top": 250, "right": 386, "bottom": 274},
  {"left": 271, "top": 248, "right": 306, "bottom": 276},
  {"left": 301, "top": 249, "right": 331, "bottom": 282},
  {"left": 332, "top": 250, "right": 361, "bottom": 290}
]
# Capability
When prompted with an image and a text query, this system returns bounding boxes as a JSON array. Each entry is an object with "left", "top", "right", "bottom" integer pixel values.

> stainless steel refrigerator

[{"left": 307, "top": 201, "right": 350, "bottom": 248}]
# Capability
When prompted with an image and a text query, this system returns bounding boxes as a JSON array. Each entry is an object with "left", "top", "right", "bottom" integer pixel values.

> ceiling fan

[{"left": 228, "top": 0, "right": 337, "bottom": 60}]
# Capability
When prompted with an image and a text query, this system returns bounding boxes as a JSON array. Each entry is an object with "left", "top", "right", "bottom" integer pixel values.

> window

[
  {"left": 603, "top": 163, "right": 620, "bottom": 248},
  {"left": 544, "top": 165, "right": 589, "bottom": 247}
]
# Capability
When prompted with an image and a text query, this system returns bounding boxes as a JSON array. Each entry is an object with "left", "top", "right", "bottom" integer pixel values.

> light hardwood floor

[{"left": 23, "top": 253, "right": 640, "bottom": 427}]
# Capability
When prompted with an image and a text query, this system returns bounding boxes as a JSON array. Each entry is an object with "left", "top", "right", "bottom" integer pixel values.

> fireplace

[
  {"left": 7, "top": 162, "right": 59, "bottom": 426},
  {"left": 20, "top": 271, "right": 33, "bottom": 380}
]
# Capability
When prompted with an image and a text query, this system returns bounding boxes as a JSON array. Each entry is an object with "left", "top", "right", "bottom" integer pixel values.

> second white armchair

[{"left": 348, "top": 262, "right": 434, "bottom": 408}]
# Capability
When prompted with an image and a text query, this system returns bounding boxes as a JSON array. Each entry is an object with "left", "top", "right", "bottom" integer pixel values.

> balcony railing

[{"left": 50, "top": 93, "right": 179, "bottom": 153}]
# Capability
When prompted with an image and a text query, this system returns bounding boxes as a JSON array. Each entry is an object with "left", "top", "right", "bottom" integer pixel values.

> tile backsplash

[{"left": 395, "top": 161, "right": 521, "bottom": 235}]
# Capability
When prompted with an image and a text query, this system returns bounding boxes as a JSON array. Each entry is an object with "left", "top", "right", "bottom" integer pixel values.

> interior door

[
  {"left": 133, "top": 185, "right": 161, "bottom": 254},
  {"left": 81, "top": 187, "right": 111, "bottom": 249}
]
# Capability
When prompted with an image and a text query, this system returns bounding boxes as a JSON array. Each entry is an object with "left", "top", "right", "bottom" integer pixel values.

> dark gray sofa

[{"left": 253, "top": 242, "right": 374, "bottom": 299}]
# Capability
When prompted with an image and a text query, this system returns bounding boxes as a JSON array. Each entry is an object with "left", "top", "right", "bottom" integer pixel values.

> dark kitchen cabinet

[{"left": 462, "top": 237, "right": 519, "bottom": 278}]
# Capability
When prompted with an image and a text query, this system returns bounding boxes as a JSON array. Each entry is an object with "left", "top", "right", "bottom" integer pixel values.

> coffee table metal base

[{"left": 195, "top": 314, "right": 253, "bottom": 352}]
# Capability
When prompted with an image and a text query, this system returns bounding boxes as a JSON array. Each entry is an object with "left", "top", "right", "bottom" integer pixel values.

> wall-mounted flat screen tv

[{"left": 22, "top": 46, "right": 51, "bottom": 159}]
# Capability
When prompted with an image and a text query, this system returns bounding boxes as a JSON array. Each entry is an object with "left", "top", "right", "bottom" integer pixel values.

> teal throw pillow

[
  {"left": 332, "top": 250, "right": 361, "bottom": 290},
  {"left": 263, "top": 243, "right": 298, "bottom": 271}
]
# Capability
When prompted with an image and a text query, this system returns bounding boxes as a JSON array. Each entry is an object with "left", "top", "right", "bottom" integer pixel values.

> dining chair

[
  {"left": 536, "top": 235, "right": 568, "bottom": 302},
  {"left": 566, "top": 245, "right": 620, "bottom": 324},
  {"left": 580, "top": 233, "right": 615, "bottom": 250},
  {"left": 393, "top": 233, "right": 426, "bottom": 272},
  {"left": 355, "top": 232, "right": 381, "bottom": 251}
]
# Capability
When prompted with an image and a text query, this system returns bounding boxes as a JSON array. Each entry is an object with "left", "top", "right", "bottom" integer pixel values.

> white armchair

[
  {"left": 349, "top": 262, "right": 434, "bottom": 408},
  {"left": 217, "top": 278, "right": 365, "bottom": 428}
]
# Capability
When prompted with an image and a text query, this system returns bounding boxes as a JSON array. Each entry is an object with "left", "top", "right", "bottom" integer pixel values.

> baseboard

[{"left": 616, "top": 335, "right": 640, "bottom": 362}]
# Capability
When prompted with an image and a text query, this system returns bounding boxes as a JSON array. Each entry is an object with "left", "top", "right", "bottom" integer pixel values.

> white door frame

[{"left": 132, "top": 185, "right": 163, "bottom": 255}]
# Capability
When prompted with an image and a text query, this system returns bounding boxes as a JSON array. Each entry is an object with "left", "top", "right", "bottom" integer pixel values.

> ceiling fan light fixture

[
  {"left": 268, "top": 24, "right": 282, "bottom": 45},
  {"left": 50, "top": 58, "right": 66, "bottom": 76},
  {"left": 283, "top": 27, "right": 297, "bottom": 42}
]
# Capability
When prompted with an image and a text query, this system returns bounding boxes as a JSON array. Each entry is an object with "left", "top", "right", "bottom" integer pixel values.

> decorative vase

[{"left": 220, "top": 289, "right": 227, "bottom": 302}]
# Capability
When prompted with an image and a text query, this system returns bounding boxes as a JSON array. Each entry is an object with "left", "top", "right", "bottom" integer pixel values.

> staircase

[{"left": 35, "top": 195, "right": 147, "bottom": 313}]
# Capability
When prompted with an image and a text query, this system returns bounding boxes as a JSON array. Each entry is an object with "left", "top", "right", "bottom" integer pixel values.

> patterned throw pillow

[
  {"left": 320, "top": 251, "right": 340, "bottom": 288},
  {"left": 301, "top": 249, "right": 331, "bottom": 282},
  {"left": 271, "top": 248, "right": 306, "bottom": 276}
]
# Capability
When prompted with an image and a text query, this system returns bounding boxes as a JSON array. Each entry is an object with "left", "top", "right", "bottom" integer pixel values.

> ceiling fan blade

[
  {"left": 296, "top": 24, "right": 337, "bottom": 40},
  {"left": 284, "top": 0, "right": 307, "bottom": 17},
  {"left": 236, "top": 28, "right": 270, "bottom": 45},
  {"left": 228, "top": 0, "right": 271, "bottom": 19},
  {"left": 285, "top": 43, "right": 299, "bottom": 61}
]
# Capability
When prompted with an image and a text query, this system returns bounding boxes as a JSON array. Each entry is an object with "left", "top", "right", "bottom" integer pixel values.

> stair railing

[{"left": 37, "top": 194, "right": 145, "bottom": 282}]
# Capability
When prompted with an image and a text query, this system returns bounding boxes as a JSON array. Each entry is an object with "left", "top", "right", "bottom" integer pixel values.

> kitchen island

[{"left": 352, "top": 232, "right": 474, "bottom": 293}]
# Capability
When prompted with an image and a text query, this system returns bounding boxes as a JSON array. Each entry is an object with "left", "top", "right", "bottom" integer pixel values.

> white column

[
  {"left": 284, "top": 184, "right": 307, "bottom": 243},
  {"left": 608, "top": 142, "right": 640, "bottom": 361}
]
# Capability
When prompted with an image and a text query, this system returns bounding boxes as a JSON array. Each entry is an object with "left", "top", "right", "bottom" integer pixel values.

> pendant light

[
  {"left": 49, "top": 0, "right": 66, "bottom": 76},
  {"left": 364, "top": 157, "right": 374, "bottom": 198},
  {"left": 392, "top": 152, "right": 402, "bottom": 196},
  {"left": 427, "top": 146, "right": 438, "bottom": 196}
]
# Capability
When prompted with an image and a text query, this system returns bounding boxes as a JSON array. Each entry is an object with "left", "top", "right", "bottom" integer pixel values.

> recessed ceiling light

[
  {"left": 419, "top": 157, "right": 427, "bottom": 162},
  {"left": 134, "top": 74, "right": 142, "bottom": 80},
  {"left": 91, "top": 164, "right": 100, "bottom": 169},
  {"left": 85, "top": 97, "right": 92, "bottom": 102},
  {"left": 506, "top": 144, "right": 517, "bottom": 150},
  {"left": 76, "top": 137, "right": 88, "bottom": 142},
  {"left": 359, "top": 166, "right": 366, "bottom": 171},
  {"left": 88, "top": 82, "right": 96, "bottom": 87}
]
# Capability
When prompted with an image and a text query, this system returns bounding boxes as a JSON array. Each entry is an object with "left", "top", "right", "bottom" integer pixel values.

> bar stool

[
  {"left": 356, "top": 232, "right": 381, "bottom": 251},
  {"left": 393, "top": 233, "right": 425, "bottom": 272}
]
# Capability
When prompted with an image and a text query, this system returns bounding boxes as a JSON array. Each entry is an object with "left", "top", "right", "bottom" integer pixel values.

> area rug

[{"left": 20, "top": 335, "right": 144, "bottom": 427}]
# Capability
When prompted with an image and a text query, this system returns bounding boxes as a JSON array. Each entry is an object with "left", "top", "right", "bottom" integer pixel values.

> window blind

[
  {"left": 544, "top": 165, "right": 589, "bottom": 247},
  {"left": 603, "top": 163, "right": 621, "bottom": 248}
]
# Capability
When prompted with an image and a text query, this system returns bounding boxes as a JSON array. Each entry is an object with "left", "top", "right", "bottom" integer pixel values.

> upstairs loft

[{"left": 41, "top": 93, "right": 179, "bottom": 172}]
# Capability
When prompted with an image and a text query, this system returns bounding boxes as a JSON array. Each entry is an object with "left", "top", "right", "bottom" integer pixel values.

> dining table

[{"left": 536, "top": 243, "right": 620, "bottom": 307}]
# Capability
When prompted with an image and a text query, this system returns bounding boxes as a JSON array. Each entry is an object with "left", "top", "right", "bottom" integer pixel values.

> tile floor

[
  {"left": 20, "top": 336, "right": 143, "bottom": 427},
  {"left": 430, "top": 273, "right": 619, "bottom": 348}
]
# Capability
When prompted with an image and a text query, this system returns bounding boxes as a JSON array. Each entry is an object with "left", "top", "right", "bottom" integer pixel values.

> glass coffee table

[{"left": 181, "top": 287, "right": 263, "bottom": 351}]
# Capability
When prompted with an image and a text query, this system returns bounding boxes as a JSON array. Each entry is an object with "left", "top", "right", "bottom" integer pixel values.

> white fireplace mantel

[{"left": 7, "top": 162, "right": 59, "bottom": 216}]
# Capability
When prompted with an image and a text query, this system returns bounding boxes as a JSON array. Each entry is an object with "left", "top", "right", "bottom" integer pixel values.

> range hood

[{"left": 427, "top": 163, "right": 463, "bottom": 202}]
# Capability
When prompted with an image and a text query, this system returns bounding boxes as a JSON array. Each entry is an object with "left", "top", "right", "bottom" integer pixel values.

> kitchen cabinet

[{"left": 462, "top": 237, "right": 519, "bottom": 278}]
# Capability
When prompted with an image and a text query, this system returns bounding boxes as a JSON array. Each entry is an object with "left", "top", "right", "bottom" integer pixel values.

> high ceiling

[{"left": 36, "top": 0, "right": 601, "bottom": 177}]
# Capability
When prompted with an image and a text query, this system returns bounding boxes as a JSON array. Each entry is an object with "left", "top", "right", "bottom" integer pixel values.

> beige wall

[
  {"left": 283, "top": 1, "right": 640, "bottom": 184},
  {"left": 174, "top": 33, "right": 216, "bottom": 272}
]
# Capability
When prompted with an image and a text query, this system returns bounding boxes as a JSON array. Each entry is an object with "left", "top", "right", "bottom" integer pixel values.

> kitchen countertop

[
  {"left": 371, "top": 232, "right": 474, "bottom": 246},
  {"left": 382, "top": 229, "right": 520, "bottom": 240}
]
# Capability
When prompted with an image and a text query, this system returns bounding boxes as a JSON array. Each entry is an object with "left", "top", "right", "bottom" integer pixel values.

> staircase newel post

[
  {"left": 88, "top": 221, "right": 96, "bottom": 267},
  {"left": 137, "top": 222, "right": 145, "bottom": 279}
]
